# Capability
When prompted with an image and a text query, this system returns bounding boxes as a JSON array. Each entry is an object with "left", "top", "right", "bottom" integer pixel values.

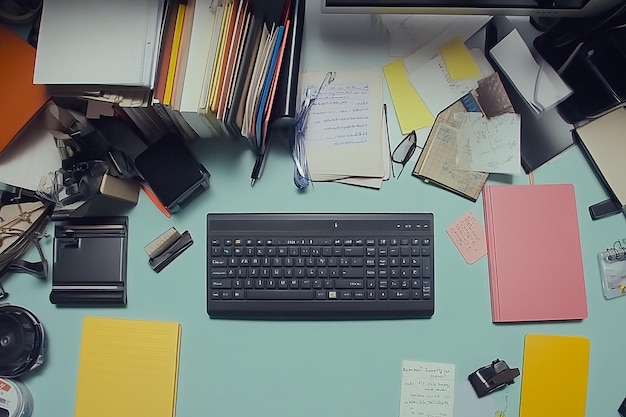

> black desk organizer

[
  {"left": 534, "top": 1, "right": 626, "bottom": 124},
  {"left": 50, "top": 217, "right": 128, "bottom": 306}
]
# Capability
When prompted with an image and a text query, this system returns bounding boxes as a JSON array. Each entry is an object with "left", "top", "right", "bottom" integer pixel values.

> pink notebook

[{"left": 483, "top": 184, "right": 587, "bottom": 323}]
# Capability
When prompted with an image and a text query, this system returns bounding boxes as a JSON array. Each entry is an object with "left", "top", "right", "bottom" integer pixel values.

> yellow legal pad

[
  {"left": 519, "top": 334, "right": 590, "bottom": 417},
  {"left": 74, "top": 317, "right": 182, "bottom": 417}
]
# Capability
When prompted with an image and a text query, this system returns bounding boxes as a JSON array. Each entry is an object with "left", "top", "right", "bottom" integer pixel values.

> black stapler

[{"left": 468, "top": 359, "right": 520, "bottom": 398}]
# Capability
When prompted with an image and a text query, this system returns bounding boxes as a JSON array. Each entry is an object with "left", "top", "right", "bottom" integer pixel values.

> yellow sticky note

[
  {"left": 439, "top": 37, "right": 481, "bottom": 80},
  {"left": 382, "top": 60, "right": 434, "bottom": 135}
]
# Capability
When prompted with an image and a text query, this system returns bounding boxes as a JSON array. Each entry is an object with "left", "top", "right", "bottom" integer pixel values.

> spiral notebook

[{"left": 483, "top": 183, "right": 588, "bottom": 322}]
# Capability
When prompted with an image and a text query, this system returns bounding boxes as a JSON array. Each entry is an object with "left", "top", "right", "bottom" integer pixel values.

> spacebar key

[{"left": 246, "top": 290, "right": 315, "bottom": 300}]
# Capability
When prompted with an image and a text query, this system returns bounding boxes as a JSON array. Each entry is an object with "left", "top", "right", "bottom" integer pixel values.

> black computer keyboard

[{"left": 207, "top": 213, "right": 434, "bottom": 319}]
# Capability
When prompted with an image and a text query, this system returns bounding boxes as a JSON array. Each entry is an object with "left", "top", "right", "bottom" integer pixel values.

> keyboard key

[
  {"left": 390, "top": 290, "right": 410, "bottom": 300},
  {"left": 340, "top": 290, "right": 353, "bottom": 299},
  {"left": 211, "top": 279, "right": 231, "bottom": 289},
  {"left": 247, "top": 290, "right": 314, "bottom": 300},
  {"left": 334, "top": 280, "right": 364, "bottom": 289}
]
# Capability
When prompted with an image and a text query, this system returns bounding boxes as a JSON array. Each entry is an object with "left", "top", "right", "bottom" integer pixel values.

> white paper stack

[
  {"left": 34, "top": 0, "right": 165, "bottom": 87},
  {"left": 489, "top": 29, "right": 572, "bottom": 115},
  {"left": 298, "top": 69, "right": 390, "bottom": 189}
]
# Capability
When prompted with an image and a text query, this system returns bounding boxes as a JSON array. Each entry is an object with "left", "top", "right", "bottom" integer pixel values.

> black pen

[{"left": 250, "top": 152, "right": 266, "bottom": 186}]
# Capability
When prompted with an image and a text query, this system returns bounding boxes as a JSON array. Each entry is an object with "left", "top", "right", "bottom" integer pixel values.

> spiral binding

[{"left": 606, "top": 240, "right": 626, "bottom": 261}]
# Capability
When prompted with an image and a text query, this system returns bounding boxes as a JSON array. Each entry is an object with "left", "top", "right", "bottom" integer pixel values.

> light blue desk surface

[{"left": 9, "top": 2, "right": 626, "bottom": 416}]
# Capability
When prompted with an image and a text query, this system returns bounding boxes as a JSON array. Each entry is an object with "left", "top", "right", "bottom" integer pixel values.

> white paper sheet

[
  {"left": 455, "top": 112, "right": 521, "bottom": 174},
  {"left": 381, "top": 15, "right": 491, "bottom": 59},
  {"left": 34, "top": 0, "right": 165, "bottom": 87},
  {"left": 408, "top": 49, "right": 494, "bottom": 122},
  {"left": 488, "top": 29, "right": 572, "bottom": 114},
  {"left": 0, "top": 106, "right": 61, "bottom": 191},
  {"left": 399, "top": 360, "right": 456, "bottom": 417},
  {"left": 299, "top": 69, "right": 385, "bottom": 182}
]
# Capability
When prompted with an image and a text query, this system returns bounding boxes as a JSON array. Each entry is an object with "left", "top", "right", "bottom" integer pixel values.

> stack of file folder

[
  {"left": 155, "top": 0, "right": 305, "bottom": 153},
  {"left": 33, "top": 0, "right": 304, "bottom": 153}
]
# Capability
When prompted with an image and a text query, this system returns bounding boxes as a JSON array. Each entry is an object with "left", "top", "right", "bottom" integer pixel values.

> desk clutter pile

[{"left": 1, "top": 1, "right": 626, "bottom": 416}]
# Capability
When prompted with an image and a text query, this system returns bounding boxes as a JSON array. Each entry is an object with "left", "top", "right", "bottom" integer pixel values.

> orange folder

[{"left": 0, "top": 23, "right": 50, "bottom": 154}]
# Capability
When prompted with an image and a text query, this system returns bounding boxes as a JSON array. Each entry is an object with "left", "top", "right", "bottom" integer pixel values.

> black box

[{"left": 134, "top": 133, "right": 210, "bottom": 213}]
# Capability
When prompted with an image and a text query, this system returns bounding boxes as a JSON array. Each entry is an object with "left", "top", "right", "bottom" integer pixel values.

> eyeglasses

[{"left": 391, "top": 130, "right": 420, "bottom": 178}]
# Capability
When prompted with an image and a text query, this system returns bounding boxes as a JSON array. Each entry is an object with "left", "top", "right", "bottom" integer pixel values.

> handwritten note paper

[
  {"left": 446, "top": 211, "right": 487, "bottom": 264},
  {"left": 455, "top": 112, "right": 521, "bottom": 174},
  {"left": 300, "top": 69, "right": 386, "bottom": 181},
  {"left": 399, "top": 360, "right": 455, "bottom": 417}
]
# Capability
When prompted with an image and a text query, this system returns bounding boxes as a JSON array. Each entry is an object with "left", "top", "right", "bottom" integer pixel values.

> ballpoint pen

[{"left": 250, "top": 151, "right": 266, "bottom": 186}]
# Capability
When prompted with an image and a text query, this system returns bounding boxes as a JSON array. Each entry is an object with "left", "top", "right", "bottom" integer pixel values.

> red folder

[{"left": 483, "top": 183, "right": 587, "bottom": 322}]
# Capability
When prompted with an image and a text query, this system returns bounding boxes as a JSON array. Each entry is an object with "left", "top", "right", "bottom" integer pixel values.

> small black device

[
  {"left": 134, "top": 133, "right": 210, "bottom": 213},
  {"left": 0, "top": 304, "right": 44, "bottom": 378},
  {"left": 50, "top": 217, "right": 128, "bottom": 306},
  {"left": 207, "top": 213, "right": 434, "bottom": 319},
  {"left": 468, "top": 359, "right": 520, "bottom": 398}
]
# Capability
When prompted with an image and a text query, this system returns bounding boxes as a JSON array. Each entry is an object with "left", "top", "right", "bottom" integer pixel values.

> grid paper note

[{"left": 413, "top": 96, "right": 489, "bottom": 201}]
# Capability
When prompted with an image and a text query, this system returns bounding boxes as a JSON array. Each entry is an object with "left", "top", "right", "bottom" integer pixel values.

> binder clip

[
  {"left": 144, "top": 227, "right": 193, "bottom": 273},
  {"left": 468, "top": 359, "right": 520, "bottom": 398},
  {"left": 619, "top": 395, "right": 626, "bottom": 417}
]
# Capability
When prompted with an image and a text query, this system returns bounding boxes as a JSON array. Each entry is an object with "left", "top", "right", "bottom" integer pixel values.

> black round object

[{"left": 0, "top": 305, "right": 44, "bottom": 378}]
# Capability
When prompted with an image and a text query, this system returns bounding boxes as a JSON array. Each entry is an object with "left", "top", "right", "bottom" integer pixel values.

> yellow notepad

[
  {"left": 520, "top": 334, "right": 590, "bottom": 417},
  {"left": 74, "top": 317, "right": 182, "bottom": 417}
]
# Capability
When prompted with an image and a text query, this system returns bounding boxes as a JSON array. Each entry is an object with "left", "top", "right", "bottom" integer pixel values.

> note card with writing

[
  {"left": 446, "top": 211, "right": 487, "bottom": 264},
  {"left": 399, "top": 360, "right": 455, "bottom": 417},
  {"left": 455, "top": 112, "right": 521, "bottom": 174}
]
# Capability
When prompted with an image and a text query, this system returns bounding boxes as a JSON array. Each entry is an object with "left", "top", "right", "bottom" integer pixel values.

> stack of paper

[
  {"left": 74, "top": 317, "right": 181, "bottom": 417},
  {"left": 34, "top": 0, "right": 165, "bottom": 102},
  {"left": 194, "top": 0, "right": 296, "bottom": 151},
  {"left": 298, "top": 69, "right": 390, "bottom": 189}
]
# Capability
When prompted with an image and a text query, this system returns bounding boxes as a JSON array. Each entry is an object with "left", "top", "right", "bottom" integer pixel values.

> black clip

[
  {"left": 468, "top": 359, "right": 520, "bottom": 398},
  {"left": 148, "top": 230, "right": 193, "bottom": 273}
]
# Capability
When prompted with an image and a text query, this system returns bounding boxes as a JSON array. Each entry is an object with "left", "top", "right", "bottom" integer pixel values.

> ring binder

[{"left": 598, "top": 239, "right": 626, "bottom": 299}]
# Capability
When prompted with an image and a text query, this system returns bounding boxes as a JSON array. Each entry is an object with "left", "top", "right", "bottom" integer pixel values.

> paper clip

[{"left": 292, "top": 71, "right": 336, "bottom": 189}]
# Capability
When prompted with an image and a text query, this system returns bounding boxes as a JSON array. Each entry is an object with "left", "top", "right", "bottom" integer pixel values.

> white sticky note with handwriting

[
  {"left": 399, "top": 360, "right": 455, "bottom": 417},
  {"left": 455, "top": 112, "right": 521, "bottom": 174}
]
